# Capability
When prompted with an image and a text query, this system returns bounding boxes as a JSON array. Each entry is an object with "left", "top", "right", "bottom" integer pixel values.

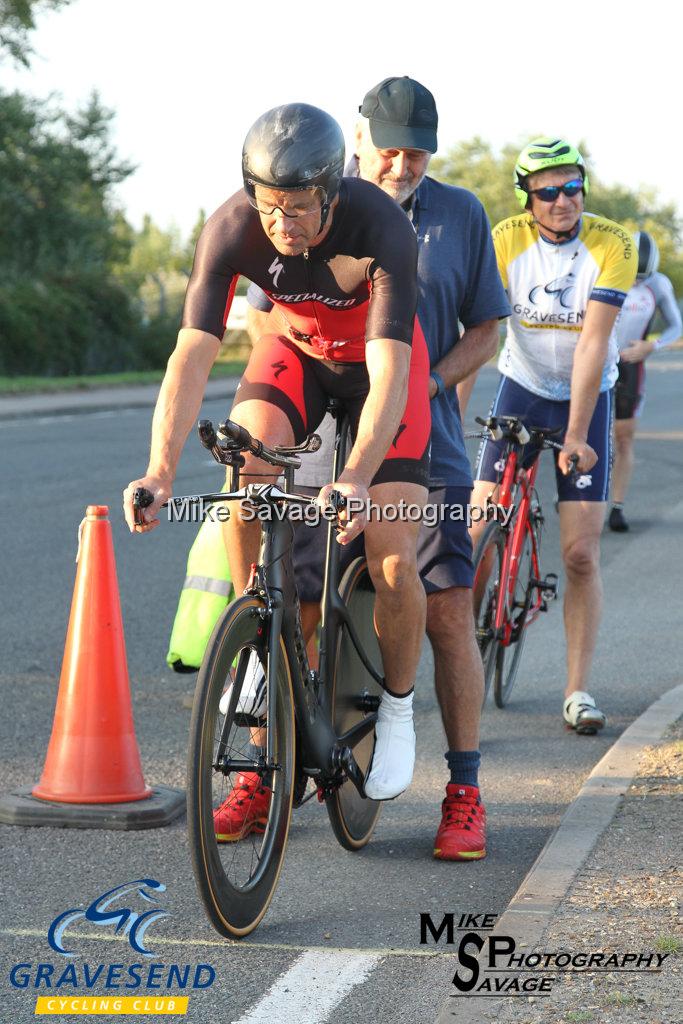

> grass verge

[{"left": 0, "top": 360, "right": 246, "bottom": 396}]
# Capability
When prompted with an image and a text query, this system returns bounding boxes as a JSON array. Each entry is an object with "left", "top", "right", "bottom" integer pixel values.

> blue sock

[{"left": 445, "top": 750, "right": 481, "bottom": 789}]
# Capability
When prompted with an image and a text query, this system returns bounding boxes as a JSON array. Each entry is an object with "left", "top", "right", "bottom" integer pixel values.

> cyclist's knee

[
  {"left": 426, "top": 588, "right": 472, "bottom": 642},
  {"left": 562, "top": 538, "right": 600, "bottom": 578},
  {"left": 367, "top": 551, "right": 419, "bottom": 596}
]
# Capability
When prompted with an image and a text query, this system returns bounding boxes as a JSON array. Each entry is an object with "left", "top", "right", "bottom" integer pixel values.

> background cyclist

[
  {"left": 123, "top": 103, "right": 430, "bottom": 807},
  {"left": 470, "top": 138, "right": 636, "bottom": 735},
  {"left": 247, "top": 76, "right": 510, "bottom": 861},
  {"left": 609, "top": 230, "right": 682, "bottom": 532}
]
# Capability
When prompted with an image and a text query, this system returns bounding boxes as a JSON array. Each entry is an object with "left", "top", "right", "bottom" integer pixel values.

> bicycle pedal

[{"left": 539, "top": 573, "right": 559, "bottom": 599}]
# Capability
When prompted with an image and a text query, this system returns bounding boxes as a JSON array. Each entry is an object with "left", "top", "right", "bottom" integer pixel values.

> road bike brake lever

[
  {"left": 513, "top": 423, "right": 530, "bottom": 445},
  {"left": 133, "top": 486, "right": 155, "bottom": 526}
]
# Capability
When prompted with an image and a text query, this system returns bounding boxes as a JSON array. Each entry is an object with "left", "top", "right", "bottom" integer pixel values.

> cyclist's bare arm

[
  {"left": 429, "top": 318, "right": 499, "bottom": 403},
  {"left": 562, "top": 299, "right": 619, "bottom": 474},
  {"left": 318, "top": 337, "right": 411, "bottom": 543},
  {"left": 123, "top": 328, "right": 220, "bottom": 532}
]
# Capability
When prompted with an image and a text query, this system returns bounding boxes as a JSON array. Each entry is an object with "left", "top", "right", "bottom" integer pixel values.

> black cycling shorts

[
  {"left": 615, "top": 359, "right": 645, "bottom": 420},
  {"left": 233, "top": 330, "right": 430, "bottom": 488}
]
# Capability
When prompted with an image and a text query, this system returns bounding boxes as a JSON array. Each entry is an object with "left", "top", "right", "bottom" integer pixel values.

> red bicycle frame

[{"left": 492, "top": 452, "right": 543, "bottom": 645}]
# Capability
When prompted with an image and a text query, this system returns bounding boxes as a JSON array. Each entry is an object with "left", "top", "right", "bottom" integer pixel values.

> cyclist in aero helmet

[
  {"left": 610, "top": 230, "right": 682, "bottom": 531},
  {"left": 469, "top": 136, "right": 636, "bottom": 735},
  {"left": 242, "top": 103, "right": 345, "bottom": 240},
  {"left": 124, "top": 103, "right": 432, "bottom": 810}
]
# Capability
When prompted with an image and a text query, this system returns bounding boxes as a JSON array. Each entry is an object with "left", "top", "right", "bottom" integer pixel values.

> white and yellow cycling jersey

[{"left": 493, "top": 213, "right": 636, "bottom": 400}]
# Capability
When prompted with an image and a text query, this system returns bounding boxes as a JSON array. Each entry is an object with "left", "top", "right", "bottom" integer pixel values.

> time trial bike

[{"left": 134, "top": 406, "right": 384, "bottom": 938}]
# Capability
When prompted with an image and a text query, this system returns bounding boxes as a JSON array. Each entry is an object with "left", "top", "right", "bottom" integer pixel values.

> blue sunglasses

[{"left": 527, "top": 178, "right": 584, "bottom": 203}]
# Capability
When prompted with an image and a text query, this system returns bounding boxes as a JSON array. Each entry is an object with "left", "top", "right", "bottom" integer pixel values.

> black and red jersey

[{"left": 181, "top": 178, "right": 418, "bottom": 361}]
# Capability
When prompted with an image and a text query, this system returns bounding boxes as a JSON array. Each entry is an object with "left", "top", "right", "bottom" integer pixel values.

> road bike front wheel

[
  {"left": 326, "top": 557, "right": 383, "bottom": 850},
  {"left": 493, "top": 522, "right": 534, "bottom": 708},
  {"left": 472, "top": 521, "right": 506, "bottom": 704},
  {"left": 187, "top": 596, "right": 296, "bottom": 938}
]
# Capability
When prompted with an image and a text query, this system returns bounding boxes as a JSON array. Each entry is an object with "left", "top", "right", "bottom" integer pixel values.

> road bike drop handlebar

[
  {"left": 466, "top": 414, "right": 580, "bottom": 482},
  {"left": 132, "top": 418, "right": 341, "bottom": 526}
]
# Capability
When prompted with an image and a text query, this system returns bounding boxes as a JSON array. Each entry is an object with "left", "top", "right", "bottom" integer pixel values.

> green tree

[
  {"left": 0, "top": 88, "right": 142, "bottom": 374},
  {"left": 0, "top": 0, "right": 70, "bottom": 66}
]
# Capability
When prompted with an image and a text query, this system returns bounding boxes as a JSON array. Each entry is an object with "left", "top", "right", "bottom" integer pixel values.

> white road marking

[{"left": 232, "top": 949, "right": 382, "bottom": 1024}]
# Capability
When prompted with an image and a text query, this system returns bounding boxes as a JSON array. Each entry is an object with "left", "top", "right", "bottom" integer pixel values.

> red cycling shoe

[
  {"left": 213, "top": 773, "right": 272, "bottom": 843},
  {"left": 433, "top": 784, "right": 487, "bottom": 861}
]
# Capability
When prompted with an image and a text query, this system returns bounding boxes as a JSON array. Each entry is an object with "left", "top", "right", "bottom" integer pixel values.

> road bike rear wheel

[
  {"left": 493, "top": 522, "right": 534, "bottom": 708},
  {"left": 472, "top": 521, "right": 506, "bottom": 704},
  {"left": 326, "top": 557, "right": 383, "bottom": 850},
  {"left": 187, "top": 596, "right": 295, "bottom": 938}
]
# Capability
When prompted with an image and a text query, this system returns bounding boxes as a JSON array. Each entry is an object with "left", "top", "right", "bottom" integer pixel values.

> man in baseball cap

[
  {"left": 359, "top": 75, "right": 438, "bottom": 153},
  {"left": 353, "top": 75, "right": 509, "bottom": 859}
]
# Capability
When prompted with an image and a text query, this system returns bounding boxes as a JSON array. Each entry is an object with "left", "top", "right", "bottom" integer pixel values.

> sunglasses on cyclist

[
  {"left": 246, "top": 182, "right": 324, "bottom": 218},
  {"left": 527, "top": 179, "right": 584, "bottom": 203}
]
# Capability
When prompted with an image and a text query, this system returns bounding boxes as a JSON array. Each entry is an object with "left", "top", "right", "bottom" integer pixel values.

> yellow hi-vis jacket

[{"left": 166, "top": 499, "right": 233, "bottom": 672}]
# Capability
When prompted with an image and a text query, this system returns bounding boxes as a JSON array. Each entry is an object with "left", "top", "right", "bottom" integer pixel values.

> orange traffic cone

[
  {"left": 33, "top": 505, "right": 151, "bottom": 803},
  {"left": 0, "top": 506, "right": 184, "bottom": 829}
]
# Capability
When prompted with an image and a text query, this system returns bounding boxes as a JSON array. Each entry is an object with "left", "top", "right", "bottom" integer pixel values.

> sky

[{"left": 6, "top": 0, "right": 682, "bottom": 238}]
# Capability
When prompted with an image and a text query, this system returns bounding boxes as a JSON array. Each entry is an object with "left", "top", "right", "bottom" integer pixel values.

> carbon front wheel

[
  {"left": 187, "top": 596, "right": 295, "bottom": 938},
  {"left": 326, "top": 558, "right": 383, "bottom": 850}
]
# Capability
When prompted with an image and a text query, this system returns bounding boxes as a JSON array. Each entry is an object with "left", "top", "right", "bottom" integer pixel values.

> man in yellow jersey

[{"left": 470, "top": 138, "right": 636, "bottom": 734}]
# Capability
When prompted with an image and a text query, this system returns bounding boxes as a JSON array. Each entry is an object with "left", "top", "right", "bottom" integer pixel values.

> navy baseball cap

[{"left": 359, "top": 76, "right": 438, "bottom": 153}]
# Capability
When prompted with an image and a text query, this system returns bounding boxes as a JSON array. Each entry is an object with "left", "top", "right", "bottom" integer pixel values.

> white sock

[{"left": 365, "top": 690, "right": 415, "bottom": 801}]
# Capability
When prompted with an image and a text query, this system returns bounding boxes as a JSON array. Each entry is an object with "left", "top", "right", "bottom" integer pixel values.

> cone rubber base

[{"left": 0, "top": 786, "right": 185, "bottom": 830}]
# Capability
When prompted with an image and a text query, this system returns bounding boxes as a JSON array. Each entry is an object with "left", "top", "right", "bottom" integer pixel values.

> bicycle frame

[
  {"left": 241, "top": 411, "right": 381, "bottom": 798},
  {"left": 492, "top": 452, "right": 543, "bottom": 644}
]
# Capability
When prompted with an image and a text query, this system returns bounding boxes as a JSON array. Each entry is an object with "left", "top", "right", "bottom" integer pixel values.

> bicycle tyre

[
  {"left": 326, "top": 557, "right": 383, "bottom": 850},
  {"left": 472, "top": 520, "right": 506, "bottom": 704},
  {"left": 493, "top": 522, "right": 534, "bottom": 708},
  {"left": 187, "top": 596, "right": 296, "bottom": 938}
]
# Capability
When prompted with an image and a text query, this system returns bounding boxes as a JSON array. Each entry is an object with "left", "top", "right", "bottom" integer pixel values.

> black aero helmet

[
  {"left": 242, "top": 103, "right": 345, "bottom": 231},
  {"left": 634, "top": 230, "right": 660, "bottom": 278}
]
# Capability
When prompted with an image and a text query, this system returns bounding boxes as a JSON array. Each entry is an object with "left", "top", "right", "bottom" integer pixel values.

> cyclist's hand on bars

[
  {"left": 123, "top": 475, "right": 172, "bottom": 533},
  {"left": 317, "top": 479, "right": 369, "bottom": 546},
  {"left": 559, "top": 439, "right": 597, "bottom": 475}
]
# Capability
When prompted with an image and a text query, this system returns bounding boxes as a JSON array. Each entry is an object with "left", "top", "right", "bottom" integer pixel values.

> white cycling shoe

[
  {"left": 563, "top": 690, "right": 606, "bottom": 735},
  {"left": 365, "top": 690, "right": 415, "bottom": 801},
  {"left": 219, "top": 651, "right": 267, "bottom": 720}
]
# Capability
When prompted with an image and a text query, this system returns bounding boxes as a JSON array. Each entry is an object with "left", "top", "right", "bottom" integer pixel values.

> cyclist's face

[
  {"left": 527, "top": 166, "right": 584, "bottom": 233},
  {"left": 253, "top": 185, "right": 327, "bottom": 256},
  {"left": 356, "top": 126, "right": 430, "bottom": 204}
]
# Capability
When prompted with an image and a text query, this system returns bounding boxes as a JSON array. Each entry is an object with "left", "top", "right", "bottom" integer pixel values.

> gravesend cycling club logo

[
  {"left": 48, "top": 879, "right": 168, "bottom": 957},
  {"left": 419, "top": 912, "right": 672, "bottom": 997},
  {"left": 529, "top": 273, "right": 576, "bottom": 308},
  {"left": 8, "top": 878, "right": 216, "bottom": 1017}
]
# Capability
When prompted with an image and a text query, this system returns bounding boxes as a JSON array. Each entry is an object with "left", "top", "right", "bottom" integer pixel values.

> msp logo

[{"left": 48, "top": 879, "right": 168, "bottom": 958}]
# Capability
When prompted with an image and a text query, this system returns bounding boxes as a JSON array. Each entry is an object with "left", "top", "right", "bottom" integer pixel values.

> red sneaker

[
  {"left": 213, "top": 773, "right": 272, "bottom": 843},
  {"left": 433, "top": 784, "right": 487, "bottom": 861}
]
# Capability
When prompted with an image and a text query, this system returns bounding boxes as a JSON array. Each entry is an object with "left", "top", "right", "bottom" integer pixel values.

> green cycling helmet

[{"left": 514, "top": 137, "right": 589, "bottom": 209}]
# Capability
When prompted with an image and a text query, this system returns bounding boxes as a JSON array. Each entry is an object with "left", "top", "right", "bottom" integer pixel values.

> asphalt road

[{"left": 1, "top": 355, "right": 681, "bottom": 1023}]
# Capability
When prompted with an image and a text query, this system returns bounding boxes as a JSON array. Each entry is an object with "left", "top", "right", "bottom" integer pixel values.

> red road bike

[{"left": 469, "top": 415, "right": 574, "bottom": 708}]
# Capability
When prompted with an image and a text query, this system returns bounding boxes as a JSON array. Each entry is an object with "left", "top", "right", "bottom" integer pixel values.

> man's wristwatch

[{"left": 430, "top": 371, "right": 446, "bottom": 398}]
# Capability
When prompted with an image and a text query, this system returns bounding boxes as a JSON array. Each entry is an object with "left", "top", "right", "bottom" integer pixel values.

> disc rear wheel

[{"left": 326, "top": 558, "right": 383, "bottom": 850}]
